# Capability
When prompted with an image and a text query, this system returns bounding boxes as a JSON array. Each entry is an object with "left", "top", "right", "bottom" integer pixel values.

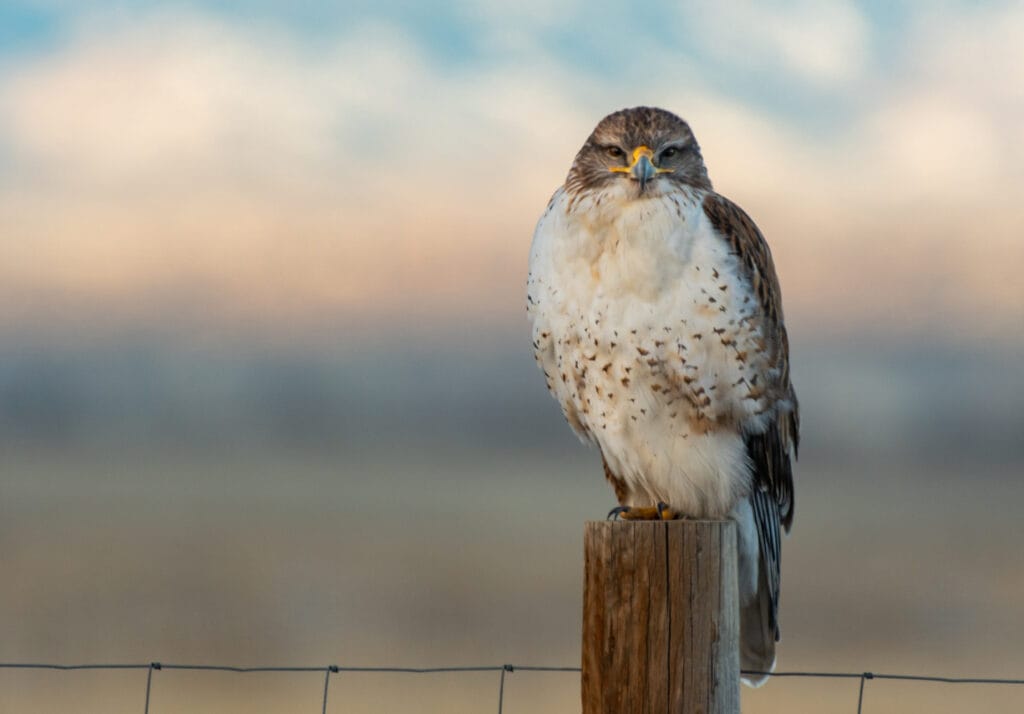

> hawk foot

[{"left": 607, "top": 502, "right": 679, "bottom": 521}]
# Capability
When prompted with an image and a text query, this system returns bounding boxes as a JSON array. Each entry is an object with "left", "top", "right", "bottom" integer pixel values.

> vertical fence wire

[
  {"left": 857, "top": 672, "right": 873, "bottom": 714},
  {"left": 498, "top": 664, "right": 513, "bottom": 714},
  {"left": 322, "top": 665, "right": 338, "bottom": 714},
  {"left": 143, "top": 662, "right": 160, "bottom": 714}
]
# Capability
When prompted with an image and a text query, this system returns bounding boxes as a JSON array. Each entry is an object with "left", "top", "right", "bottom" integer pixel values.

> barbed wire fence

[{"left": 2, "top": 662, "right": 1023, "bottom": 713}]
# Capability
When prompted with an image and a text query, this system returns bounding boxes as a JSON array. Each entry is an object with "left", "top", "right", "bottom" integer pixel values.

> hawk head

[{"left": 565, "top": 106, "right": 711, "bottom": 198}]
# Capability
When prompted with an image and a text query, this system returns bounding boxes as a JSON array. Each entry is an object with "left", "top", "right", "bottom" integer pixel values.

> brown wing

[
  {"left": 702, "top": 192, "right": 799, "bottom": 524},
  {"left": 703, "top": 192, "right": 798, "bottom": 642}
]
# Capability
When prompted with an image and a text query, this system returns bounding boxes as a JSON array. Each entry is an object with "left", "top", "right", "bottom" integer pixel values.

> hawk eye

[
  {"left": 660, "top": 146, "right": 680, "bottom": 159},
  {"left": 604, "top": 145, "right": 625, "bottom": 160}
]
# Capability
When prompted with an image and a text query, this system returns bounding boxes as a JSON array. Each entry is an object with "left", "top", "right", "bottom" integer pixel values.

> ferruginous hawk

[{"left": 527, "top": 107, "right": 799, "bottom": 684}]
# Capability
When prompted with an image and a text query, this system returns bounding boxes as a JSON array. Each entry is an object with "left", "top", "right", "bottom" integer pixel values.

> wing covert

[{"left": 702, "top": 193, "right": 799, "bottom": 529}]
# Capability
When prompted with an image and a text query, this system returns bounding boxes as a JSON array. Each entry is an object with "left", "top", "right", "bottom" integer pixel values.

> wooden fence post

[{"left": 582, "top": 520, "right": 739, "bottom": 714}]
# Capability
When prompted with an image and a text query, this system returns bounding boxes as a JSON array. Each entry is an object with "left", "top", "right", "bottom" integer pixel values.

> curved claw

[
  {"left": 607, "top": 506, "right": 631, "bottom": 521},
  {"left": 656, "top": 502, "right": 680, "bottom": 520}
]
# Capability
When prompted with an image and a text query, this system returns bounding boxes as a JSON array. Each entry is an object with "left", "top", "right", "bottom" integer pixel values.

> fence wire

[{"left": 1, "top": 661, "right": 1022, "bottom": 713}]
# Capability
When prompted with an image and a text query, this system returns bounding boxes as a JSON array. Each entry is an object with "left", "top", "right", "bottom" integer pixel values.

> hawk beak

[
  {"left": 631, "top": 150, "right": 656, "bottom": 192},
  {"left": 610, "top": 146, "right": 672, "bottom": 192}
]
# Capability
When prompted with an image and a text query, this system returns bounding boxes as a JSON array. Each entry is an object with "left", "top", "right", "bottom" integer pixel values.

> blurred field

[{"left": 1, "top": 331, "right": 1022, "bottom": 713}]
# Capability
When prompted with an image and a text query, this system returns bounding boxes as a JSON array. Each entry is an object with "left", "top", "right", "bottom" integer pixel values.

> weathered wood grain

[{"left": 582, "top": 520, "right": 739, "bottom": 714}]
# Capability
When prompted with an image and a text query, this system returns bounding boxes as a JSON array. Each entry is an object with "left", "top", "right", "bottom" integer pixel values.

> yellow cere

[
  {"left": 632, "top": 145, "right": 654, "bottom": 162},
  {"left": 608, "top": 145, "right": 675, "bottom": 174}
]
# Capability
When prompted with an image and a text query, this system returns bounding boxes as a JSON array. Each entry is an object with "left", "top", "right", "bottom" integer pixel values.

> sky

[{"left": 0, "top": 0, "right": 1022, "bottom": 347}]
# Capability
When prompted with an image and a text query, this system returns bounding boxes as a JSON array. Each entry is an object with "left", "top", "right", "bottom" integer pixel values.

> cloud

[
  {"left": 859, "top": 94, "right": 1001, "bottom": 199},
  {"left": 681, "top": 0, "right": 869, "bottom": 85},
  {"left": 903, "top": 4, "right": 1024, "bottom": 189},
  {"left": 0, "top": 3, "right": 1021, "bottom": 344},
  {"left": 3, "top": 13, "right": 407, "bottom": 185},
  {"left": 0, "top": 8, "right": 592, "bottom": 335}
]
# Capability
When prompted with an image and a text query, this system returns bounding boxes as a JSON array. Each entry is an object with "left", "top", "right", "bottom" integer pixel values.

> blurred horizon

[
  {"left": 2, "top": 329, "right": 1023, "bottom": 466},
  {"left": 2, "top": 1, "right": 1023, "bottom": 713}
]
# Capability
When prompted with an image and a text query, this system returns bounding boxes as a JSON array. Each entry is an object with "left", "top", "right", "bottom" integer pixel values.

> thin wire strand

[
  {"left": 869, "top": 673, "right": 1024, "bottom": 685},
  {"left": 0, "top": 663, "right": 151, "bottom": 670},
  {"left": 2, "top": 662, "right": 1022, "bottom": 684},
  {"left": 3, "top": 660, "right": 1022, "bottom": 714},
  {"left": 857, "top": 672, "right": 869, "bottom": 714},
  {"left": 143, "top": 664, "right": 155, "bottom": 714},
  {"left": 742, "top": 670, "right": 863, "bottom": 680},
  {"left": 321, "top": 666, "right": 337, "bottom": 714},
  {"left": 159, "top": 664, "right": 327, "bottom": 673},
  {"left": 498, "top": 665, "right": 509, "bottom": 714},
  {"left": 742, "top": 670, "right": 1024, "bottom": 685}
]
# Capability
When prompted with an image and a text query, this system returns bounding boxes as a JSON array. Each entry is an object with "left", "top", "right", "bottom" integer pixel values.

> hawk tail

[
  {"left": 740, "top": 488, "right": 782, "bottom": 687},
  {"left": 739, "top": 545, "right": 777, "bottom": 687}
]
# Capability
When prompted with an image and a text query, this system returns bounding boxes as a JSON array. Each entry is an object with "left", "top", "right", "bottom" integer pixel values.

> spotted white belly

[{"left": 527, "top": 186, "right": 774, "bottom": 518}]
